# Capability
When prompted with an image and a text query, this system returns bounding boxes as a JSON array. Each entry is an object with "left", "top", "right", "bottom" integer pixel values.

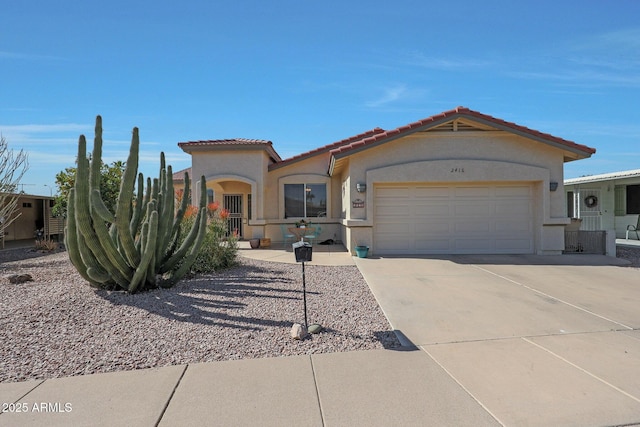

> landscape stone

[
  {"left": 7, "top": 274, "right": 33, "bottom": 284},
  {"left": 290, "top": 323, "right": 307, "bottom": 340}
]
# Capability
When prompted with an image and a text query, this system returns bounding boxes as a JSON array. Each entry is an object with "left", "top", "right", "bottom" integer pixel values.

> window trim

[
  {"left": 284, "top": 183, "right": 327, "bottom": 218},
  {"left": 279, "top": 174, "right": 330, "bottom": 220},
  {"left": 627, "top": 184, "right": 640, "bottom": 215}
]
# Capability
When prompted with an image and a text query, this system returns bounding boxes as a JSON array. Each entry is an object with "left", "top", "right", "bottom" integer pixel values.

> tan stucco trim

[{"left": 198, "top": 173, "right": 259, "bottom": 221}]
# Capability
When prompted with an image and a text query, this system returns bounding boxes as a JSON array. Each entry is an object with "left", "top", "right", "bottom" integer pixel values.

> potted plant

[{"left": 355, "top": 245, "right": 369, "bottom": 258}]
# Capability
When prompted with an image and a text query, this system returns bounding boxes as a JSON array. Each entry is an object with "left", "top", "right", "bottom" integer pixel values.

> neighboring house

[
  {"left": 178, "top": 107, "right": 595, "bottom": 256},
  {"left": 564, "top": 169, "right": 640, "bottom": 239},
  {"left": 1, "top": 193, "right": 62, "bottom": 247}
]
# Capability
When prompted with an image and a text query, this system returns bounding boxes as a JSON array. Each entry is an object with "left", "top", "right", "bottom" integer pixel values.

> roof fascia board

[
  {"left": 331, "top": 115, "right": 455, "bottom": 162},
  {"left": 463, "top": 115, "right": 593, "bottom": 158},
  {"left": 180, "top": 143, "right": 281, "bottom": 163},
  {"left": 565, "top": 171, "right": 640, "bottom": 185}
]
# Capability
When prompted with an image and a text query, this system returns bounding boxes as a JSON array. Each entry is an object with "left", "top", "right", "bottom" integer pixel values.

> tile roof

[
  {"left": 329, "top": 106, "right": 596, "bottom": 159},
  {"left": 178, "top": 138, "right": 282, "bottom": 162},
  {"left": 172, "top": 167, "right": 191, "bottom": 182},
  {"left": 179, "top": 138, "right": 272, "bottom": 146},
  {"left": 268, "top": 127, "right": 386, "bottom": 170},
  {"left": 564, "top": 169, "right": 640, "bottom": 185}
]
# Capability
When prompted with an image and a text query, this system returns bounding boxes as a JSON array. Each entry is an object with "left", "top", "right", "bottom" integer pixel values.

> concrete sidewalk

[{"left": 0, "top": 349, "right": 498, "bottom": 427}]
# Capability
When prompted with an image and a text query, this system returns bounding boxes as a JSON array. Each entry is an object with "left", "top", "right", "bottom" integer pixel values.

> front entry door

[
  {"left": 224, "top": 194, "right": 243, "bottom": 237},
  {"left": 579, "top": 189, "right": 601, "bottom": 231}
]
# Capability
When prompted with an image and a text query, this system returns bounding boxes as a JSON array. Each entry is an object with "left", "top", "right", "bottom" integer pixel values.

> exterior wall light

[
  {"left": 356, "top": 183, "right": 366, "bottom": 193},
  {"left": 549, "top": 181, "right": 558, "bottom": 192}
]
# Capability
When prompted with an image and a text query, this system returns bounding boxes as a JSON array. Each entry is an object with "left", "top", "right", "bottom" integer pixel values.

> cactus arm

[
  {"left": 114, "top": 127, "right": 141, "bottom": 267},
  {"left": 86, "top": 266, "right": 112, "bottom": 284},
  {"left": 89, "top": 202, "right": 133, "bottom": 284},
  {"left": 159, "top": 206, "right": 207, "bottom": 287},
  {"left": 91, "top": 189, "right": 116, "bottom": 223},
  {"left": 159, "top": 177, "right": 207, "bottom": 274},
  {"left": 128, "top": 211, "right": 158, "bottom": 293},
  {"left": 65, "top": 188, "right": 97, "bottom": 284},
  {"left": 129, "top": 173, "right": 144, "bottom": 237}
]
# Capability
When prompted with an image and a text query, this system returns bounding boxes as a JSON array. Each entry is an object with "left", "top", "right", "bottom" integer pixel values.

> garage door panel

[
  {"left": 495, "top": 201, "right": 530, "bottom": 215},
  {"left": 498, "top": 219, "right": 532, "bottom": 233},
  {"left": 376, "top": 238, "right": 411, "bottom": 251},
  {"left": 455, "top": 187, "right": 490, "bottom": 197},
  {"left": 454, "top": 238, "right": 493, "bottom": 251},
  {"left": 455, "top": 221, "right": 491, "bottom": 233},
  {"left": 415, "top": 221, "right": 450, "bottom": 234},
  {"left": 377, "top": 186, "right": 410, "bottom": 198},
  {"left": 414, "top": 203, "right": 450, "bottom": 216},
  {"left": 495, "top": 239, "right": 533, "bottom": 250},
  {"left": 454, "top": 202, "right": 491, "bottom": 216},
  {"left": 495, "top": 186, "right": 531, "bottom": 197},
  {"left": 376, "top": 223, "right": 411, "bottom": 234},
  {"left": 374, "top": 183, "right": 534, "bottom": 255},
  {"left": 415, "top": 239, "right": 451, "bottom": 251},
  {"left": 414, "top": 187, "right": 450, "bottom": 198}
]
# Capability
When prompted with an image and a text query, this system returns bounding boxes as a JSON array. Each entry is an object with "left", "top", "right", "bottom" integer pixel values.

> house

[
  {"left": 564, "top": 169, "right": 640, "bottom": 239},
  {"left": 1, "top": 193, "right": 62, "bottom": 247},
  {"left": 177, "top": 107, "right": 595, "bottom": 256}
]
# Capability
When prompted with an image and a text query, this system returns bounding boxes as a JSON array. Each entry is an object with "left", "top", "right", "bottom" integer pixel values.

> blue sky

[{"left": 1, "top": 0, "right": 638, "bottom": 196}]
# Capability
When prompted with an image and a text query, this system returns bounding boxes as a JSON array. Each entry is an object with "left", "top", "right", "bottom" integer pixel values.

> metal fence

[{"left": 564, "top": 231, "right": 606, "bottom": 254}]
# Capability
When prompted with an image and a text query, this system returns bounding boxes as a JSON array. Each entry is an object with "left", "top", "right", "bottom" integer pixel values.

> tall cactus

[{"left": 65, "top": 116, "right": 207, "bottom": 293}]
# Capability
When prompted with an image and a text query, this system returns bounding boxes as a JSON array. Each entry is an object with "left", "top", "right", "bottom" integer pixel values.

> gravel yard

[
  {"left": 1, "top": 245, "right": 639, "bottom": 384},
  {"left": 0, "top": 249, "right": 401, "bottom": 383}
]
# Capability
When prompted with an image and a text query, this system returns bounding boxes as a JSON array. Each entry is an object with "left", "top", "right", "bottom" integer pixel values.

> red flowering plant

[{"left": 178, "top": 196, "right": 238, "bottom": 274}]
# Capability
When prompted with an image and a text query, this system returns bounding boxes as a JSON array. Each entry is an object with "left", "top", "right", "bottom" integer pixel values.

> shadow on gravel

[
  {"left": 96, "top": 263, "right": 313, "bottom": 331},
  {"left": 0, "top": 248, "right": 65, "bottom": 267}
]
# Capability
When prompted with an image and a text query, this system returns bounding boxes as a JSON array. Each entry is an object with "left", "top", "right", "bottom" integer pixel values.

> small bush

[
  {"left": 35, "top": 239, "right": 59, "bottom": 252},
  {"left": 180, "top": 201, "right": 238, "bottom": 274}
]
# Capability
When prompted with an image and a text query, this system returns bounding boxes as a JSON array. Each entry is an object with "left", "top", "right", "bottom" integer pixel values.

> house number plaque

[{"left": 352, "top": 199, "right": 365, "bottom": 208}]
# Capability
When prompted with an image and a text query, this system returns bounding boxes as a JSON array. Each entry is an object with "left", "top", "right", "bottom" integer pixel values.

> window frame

[
  {"left": 279, "top": 174, "right": 330, "bottom": 220},
  {"left": 627, "top": 184, "right": 640, "bottom": 215},
  {"left": 284, "top": 183, "right": 327, "bottom": 219}
]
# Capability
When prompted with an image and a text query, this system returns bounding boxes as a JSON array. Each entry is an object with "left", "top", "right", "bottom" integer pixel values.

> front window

[
  {"left": 627, "top": 184, "right": 640, "bottom": 214},
  {"left": 284, "top": 183, "right": 326, "bottom": 218}
]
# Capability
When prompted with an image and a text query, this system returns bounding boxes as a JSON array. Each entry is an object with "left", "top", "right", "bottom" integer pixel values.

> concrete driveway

[{"left": 355, "top": 254, "right": 640, "bottom": 427}]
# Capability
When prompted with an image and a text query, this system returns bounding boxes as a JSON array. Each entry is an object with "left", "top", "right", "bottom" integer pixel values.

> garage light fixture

[
  {"left": 550, "top": 181, "right": 558, "bottom": 192},
  {"left": 356, "top": 183, "right": 366, "bottom": 193}
]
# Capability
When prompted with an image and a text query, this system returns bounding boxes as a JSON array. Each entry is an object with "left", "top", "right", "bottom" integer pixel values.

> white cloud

[
  {"left": 365, "top": 84, "right": 409, "bottom": 108},
  {"left": 0, "top": 123, "right": 88, "bottom": 134}
]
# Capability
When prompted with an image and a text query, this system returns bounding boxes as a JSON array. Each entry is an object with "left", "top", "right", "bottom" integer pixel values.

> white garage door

[{"left": 374, "top": 184, "right": 534, "bottom": 254}]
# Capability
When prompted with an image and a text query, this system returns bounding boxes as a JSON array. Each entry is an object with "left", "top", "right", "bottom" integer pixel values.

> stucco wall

[
  {"left": 261, "top": 153, "right": 343, "bottom": 243},
  {"left": 3, "top": 196, "right": 45, "bottom": 241}
]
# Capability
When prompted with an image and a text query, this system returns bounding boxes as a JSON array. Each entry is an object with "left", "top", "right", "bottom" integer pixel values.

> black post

[{"left": 302, "top": 261, "right": 308, "bottom": 329}]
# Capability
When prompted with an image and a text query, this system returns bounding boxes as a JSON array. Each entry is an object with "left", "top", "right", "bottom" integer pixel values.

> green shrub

[{"left": 180, "top": 201, "right": 238, "bottom": 274}]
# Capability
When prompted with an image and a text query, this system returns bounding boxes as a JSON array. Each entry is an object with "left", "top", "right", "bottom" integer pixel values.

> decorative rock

[
  {"left": 7, "top": 274, "right": 33, "bottom": 284},
  {"left": 308, "top": 324, "right": 323, "bottom": 334},
  {"left": 290, "top": 323, "right": 307, "bottom": 340}
]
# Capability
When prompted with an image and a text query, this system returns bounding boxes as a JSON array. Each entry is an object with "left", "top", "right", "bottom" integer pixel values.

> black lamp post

[{"left": 292, "top": 241, "right": 322, "bottom": 333}]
